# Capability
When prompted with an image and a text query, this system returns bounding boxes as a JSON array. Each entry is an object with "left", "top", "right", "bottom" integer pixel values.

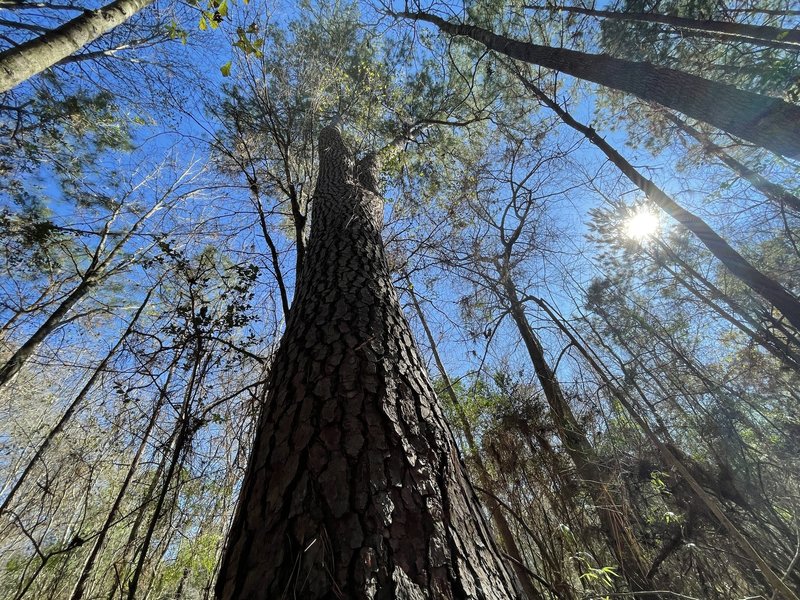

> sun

[{"left": 624, "top": 206, "right": 660, "bottom": 242}]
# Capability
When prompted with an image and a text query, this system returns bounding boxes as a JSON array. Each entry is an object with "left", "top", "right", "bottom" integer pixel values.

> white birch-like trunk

[{"left": 0, "top": 0, "right": 154, "bottom": 92}]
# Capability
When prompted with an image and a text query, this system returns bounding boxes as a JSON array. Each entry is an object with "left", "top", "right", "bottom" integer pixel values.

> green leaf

[
  {"left": 198, "top": 16, "right": 207, "bottom": 31},
  {"left": 166, "top": 21, "right": 189, "bottom": 43},
  {"left": 220, "top": 61, "right": 232, "bottom": 77}
]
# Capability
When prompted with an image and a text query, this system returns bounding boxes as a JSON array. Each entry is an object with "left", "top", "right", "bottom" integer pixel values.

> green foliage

[{"left": 2, "top": 2, "right": 800, "bottom": 600}]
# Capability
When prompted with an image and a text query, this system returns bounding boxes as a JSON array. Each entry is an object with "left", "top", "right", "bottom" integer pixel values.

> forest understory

[{"left": 0, "top": 0, "right": 799, "bottom": 598}]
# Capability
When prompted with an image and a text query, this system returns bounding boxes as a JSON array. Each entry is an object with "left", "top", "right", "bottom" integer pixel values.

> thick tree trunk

[
  {"left": 215, "top": 126, "right": 521, "bottom": 599},
  {"left": 512, "top": 71, "right": 800, "bottom": 332},
  {"left": 0, "top": 0, "right": 154, "bottom": 93},
  {"left": 398, "top": 11, "right": 800, "bottom": 159},
  {"left": 525, "top": 5, "right": 800, "bottom": 50}
]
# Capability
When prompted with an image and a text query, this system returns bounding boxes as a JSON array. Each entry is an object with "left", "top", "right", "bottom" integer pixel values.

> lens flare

[{"left": 624, "top": 207, "right": 660, "bottom": 241}]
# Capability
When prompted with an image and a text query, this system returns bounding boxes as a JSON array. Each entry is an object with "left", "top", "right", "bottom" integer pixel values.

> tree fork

[
  {"left": 0, "top": 277, "right": 91, "bottom": 389},
  {"left": 0, "top": 203, "right": 157, "bottom": 391},
  {"left": 215, "top": 126, "right": 522, "bottom": 599}
]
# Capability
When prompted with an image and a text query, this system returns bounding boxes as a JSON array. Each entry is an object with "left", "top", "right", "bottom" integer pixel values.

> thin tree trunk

[
  {"left": 511, "top": 70, "right": 800, "bottom": 332},
  {"left": 660, "top": 110, "right": 800, "bottom": 214},
  {"left": 215, "top": 126, "right": 521, "bottom": 599},
  {"left": 652, "top": 238, "right": 800, "bottom": 365},
  {"left": 528, "top": 295, "right": 800, "bottom": 600},
  {"left": 406, "top": 279, "right": 545, "bottom": 600},
  {"left": 585, "top": 292, "right": 790, "bottom": 449},
  {"left": 0, "top": 278, "right": 92, "bottom": 389},
  {"left": 0, "top": 288, "right": 153, "bottom": 516},
  {"left": 525, "top": 5, "right": 800, "bottom": 50},
  {"left": 174, "top": 568, "right": 190, "bottom": 599},
  {"left": 643, "top": 241, "right": 800, "bottom": 363},
  {"left": 68, "top": 366, "right": 172, "bottom": 600},
  {"left": 0, "top": 211, "right": 118, "bottom": 391},
  {"left": 106, "top": 426, "right": 175, "bottom": 600},
  {"left": 397, "top": 11, "right": 800, "bottom": 159},
  {"left": 0, "top": 202, "right": 164, "bottom": 391},
  {"left": 251, "top": 192, "right": 291, "bottom": 318},
  {"left": 0, "top": 0, "right": 155, "bottom": 92},
  {"left": 502, "top": 278, "right": 653, "bottom": 595},
  {"left": 725, "top": 7, "right": 800, "bottom": 17},
  {"left": 125, "top": 347, "right": 202, "bottom": 600},
  {"left": 0, "top": 278, "right": 63, "bottom": 338},
  {"left": 123, "top": 417, "right": 189, "bottom": 600}
]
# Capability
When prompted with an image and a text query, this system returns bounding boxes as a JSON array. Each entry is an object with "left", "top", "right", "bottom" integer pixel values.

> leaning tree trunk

[
  {"left": 525, "top": 5, "right": 800, "bottom": 50},
  {"left": 0, "top": 277, "right": 91, "bottom": 389},
  {"left": 397, "top": 11, "right": 800, "bottom": 159},
  {"left": 0, "top": 0, "right": 154, "bottom": 93},
  {"left": 510, "top": 70, "right": 800, "bottom": 333},
  {"left": 502, "top": 280, "right": 653, "bottom": 595},
  {"left": 660, "top": 110, "right": 800, "bottom": 214},
  {"left": 215, "top": 126, "right": 521, "bottom": 599},
  {"left": 0, "top": 288, "right": 152, "bottom": 517}
]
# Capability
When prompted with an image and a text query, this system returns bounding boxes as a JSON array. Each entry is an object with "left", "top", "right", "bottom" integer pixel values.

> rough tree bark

[
  {"left": 215, "top": 126, "right": 522, "bottom": 599},
  {"left": 0, "top": 0, "right": 154, "bottom": 93},
  {"left": 397, "top": 11, "right": 800, "bottom": 159}
]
